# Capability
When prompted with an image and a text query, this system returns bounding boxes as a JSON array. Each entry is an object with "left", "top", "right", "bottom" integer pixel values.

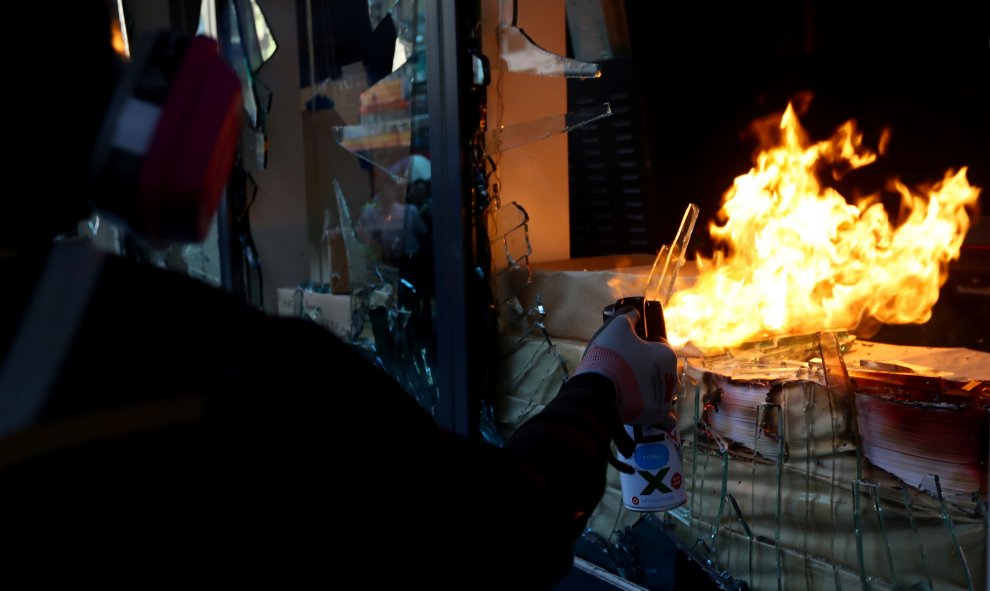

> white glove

[{"left": 574, "top": 309, "right": 679, "bottom": 430}]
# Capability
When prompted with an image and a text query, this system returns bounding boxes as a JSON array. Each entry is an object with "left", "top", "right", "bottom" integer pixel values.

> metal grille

[{"left": 568, "top": 58, "right": 660, "bottom": 258}]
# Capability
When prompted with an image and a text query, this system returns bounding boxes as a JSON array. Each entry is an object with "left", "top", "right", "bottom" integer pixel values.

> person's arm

[
  {"left": 229, "top": 307, "right": 675, "bottom": 588},
  {"left": 504, "top": 372, "right": 624, "bottom": 532},
  {"left": 496, "top": 309, "right": 680, "bottom": 583}
]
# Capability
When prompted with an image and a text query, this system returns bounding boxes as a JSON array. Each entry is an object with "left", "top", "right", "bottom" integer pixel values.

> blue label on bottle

[{"left": 634, "top": 443, "right": 669, "bottom": 471}]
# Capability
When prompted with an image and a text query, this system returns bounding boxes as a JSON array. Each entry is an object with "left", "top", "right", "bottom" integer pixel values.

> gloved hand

[{"left": 573, "top": 308, "right": 679, "bottom": 431}]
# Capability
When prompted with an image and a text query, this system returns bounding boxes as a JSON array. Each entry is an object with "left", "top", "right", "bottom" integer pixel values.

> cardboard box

[
  {"left": 277, "top": 287, "right": 352, "bottom": 340},
  {"left": 519, "top": 254, "right": 698, "bottom": 342}
]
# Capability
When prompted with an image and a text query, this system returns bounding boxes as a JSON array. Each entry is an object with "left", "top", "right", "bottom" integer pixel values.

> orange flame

[
  {"left": 111, "top": 17, "right": 129, "bottom": 58},
  {"left": 665, "top": 103, "right": 981, "bottom": 349}
]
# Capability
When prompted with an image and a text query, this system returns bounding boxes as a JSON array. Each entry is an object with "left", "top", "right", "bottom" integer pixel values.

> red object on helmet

[{"left": 90, "top": 31, "right": 243, "bottom": 247}]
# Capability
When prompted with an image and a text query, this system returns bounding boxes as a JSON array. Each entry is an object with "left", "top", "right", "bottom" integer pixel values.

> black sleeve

[
  {"left": 214, "top": 303, "right": 623, "bottom": 588},
  {"left": 13, "top": 257, "right": 624, "bottom": 589},
  {"left": 504, "top": 373, "right": 621, "bottom": 534},
  {"left": 226, "top": 314, "right": 623, "bottom": 589}
]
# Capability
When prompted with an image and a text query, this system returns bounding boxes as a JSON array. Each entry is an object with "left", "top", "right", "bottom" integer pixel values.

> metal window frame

[{"left": 425, "top": 0, "right": 479, "bottom": 438}]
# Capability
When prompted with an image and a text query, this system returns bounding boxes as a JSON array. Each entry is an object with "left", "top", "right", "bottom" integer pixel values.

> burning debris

[
  {"left": 497, "top": 100, "right": 987, "bottom": 589},
  {"left": 678, "top": 334, "right": 988, "bottom": 590},
  {"left": 664, "top": 103, "right": 981, "bottom": 349}
]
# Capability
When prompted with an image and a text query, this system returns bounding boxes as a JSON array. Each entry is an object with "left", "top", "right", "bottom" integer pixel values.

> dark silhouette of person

[{"left": 0, "top": 3, "right": 679, "bottom": 588}]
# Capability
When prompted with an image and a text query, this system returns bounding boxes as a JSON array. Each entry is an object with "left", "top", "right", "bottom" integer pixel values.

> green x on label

[{"left": 638, "top": 468, "right": 670, "bottom": 495}]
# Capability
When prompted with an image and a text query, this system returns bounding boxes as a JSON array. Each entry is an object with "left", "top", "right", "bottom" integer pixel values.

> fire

[
  {"left": 110, "top": 17, "right": 129, "bottom": 58},
  {"left": 665, "top": 103, "right": 981, "bottom": 349}
]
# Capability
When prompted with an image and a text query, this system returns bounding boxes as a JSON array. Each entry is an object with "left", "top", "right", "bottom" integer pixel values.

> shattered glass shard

[
  {"left": 333, "top": 120, "right": 414, "bottom": 169},
  {"left": 931, "top": 474, "right": 977, "bottom": 589},
  {"left": 898, "top": 486, "right": 934, "bottom": 589},
  {"left": 497, "top": 25, "right": 600, "bottom": 78},
  {"left": 645, "top": 203, "right": 699, "bottom": 305},
  {"left": 390, "top": 0, "right": 419, "bottom": 47},
  {"left": 240, "top": 0, "right": 277, "bottom": 73},
  {"left": 488, "top": 201, "right": 529, "bottom": 241},
  {"left": 333, "top": 180, "right": 374, "bottom": 288},
  {"left": 485, "top": 102, "right": 612, "bottom": 154},
  {"left": 493, "top": 263, "right": 533, "bottom": 308},
  {"left": 249, "top": 0, "right": 277, "bottom": 62},
  {"left": 497, "top": 226, "right": 533, "bottom": 269},
  {"left": 331, "top": 61, "right": 420, "bottom": 175},
  {"left": 367, "top": 0, "right": 400, "bottom": 30}
]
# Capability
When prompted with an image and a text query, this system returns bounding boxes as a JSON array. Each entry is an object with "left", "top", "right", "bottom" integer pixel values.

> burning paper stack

[
  {"left": 854, "top": 370, "right": 989, "bottom": 498},
  {"left": 703, "top": 377, "right": 782, "bottom": 461},
  {"left": 677, "top": 339, "right": 988, "bottom": 590}
]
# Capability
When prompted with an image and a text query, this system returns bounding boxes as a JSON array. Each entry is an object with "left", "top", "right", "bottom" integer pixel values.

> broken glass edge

[
  {"left": 484, "top": 102, "right": 612, "bottom": 155},
  {"left": 646, "top": 202, "right": 700, "bottom": 306},
  {"left": 331, "top": 120, "right": 425, "bottom": 180},
  {"left": 496, "top": 24, "right": 600, "bottom": 79},
  {"left": 865, "top": 482, "right": 899, "bottom": 585},
  {"left": 898, "top": 486, "right": 935, "bottom": 589},
  {"left": 234, "top": 0, "right": 263, "bottom": 73},
  {"left": 332, "top": 179, "right": 376, "bottom": 289},
  {"left": 932, "top": 474, "right": 977, "bottom": 589},
  {"left": 249, "top": 0, "right": 277, "bottom": 64},
  {"left": 368, "top": 0, "right": 401, "bottom": 30},
  {"left": 488, "top": 201, "right": 530, "bottom": 241}
]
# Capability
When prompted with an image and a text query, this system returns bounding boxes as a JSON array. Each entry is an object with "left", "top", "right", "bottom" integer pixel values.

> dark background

[
  {"left": 629, "top": 0, "right": 989, "bottom": 250},
  {"left": 569, "top": 0, "right": 989, "bottom": 349}
]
